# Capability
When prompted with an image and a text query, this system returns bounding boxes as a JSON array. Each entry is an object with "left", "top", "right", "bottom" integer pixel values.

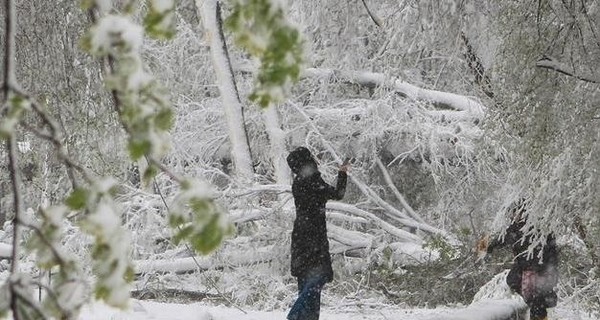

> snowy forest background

[{"left": 0, "top": 0, "right": 599, "bottom": 318}]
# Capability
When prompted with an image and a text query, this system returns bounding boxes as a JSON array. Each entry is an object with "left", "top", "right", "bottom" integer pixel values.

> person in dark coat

[
  {"left": 486, "top": 200, "right": 559, "bottom": 320},
  {"left": 286, "top": 147, "right": 348, "bottom": 320}
]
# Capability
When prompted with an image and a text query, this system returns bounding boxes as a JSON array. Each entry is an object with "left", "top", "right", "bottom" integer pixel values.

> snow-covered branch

[
  {"left": 375, "top": 157, "right": 426, "bottom": 224},
  {"left": 135, "top": 245, "right": 276, "bottom": 274},
  {"left": 301, "top": 68, "right": 486, "bottom": 117},
  {"left": 291, "top": 103, "right": 456, "bottom": 243},
  {"left": 327, "top": 202, "right": 423, "bottom": 243}
]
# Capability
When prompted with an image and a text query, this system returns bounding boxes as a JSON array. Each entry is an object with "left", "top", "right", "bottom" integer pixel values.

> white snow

[
  {"left": 91, "top": 15, "right": 144, "bottom": 54},
  {"left": 151, "top": 0, "right": 175, "bottom": 13},
  {"left": 0, "top": 243, "right": 11, "bottom": 258},
  {"left": 77, "top": 299, "right": 596, "bottom": 320},
  {"left": 199, "top": 0, "right": 254, "bottom": 181}
]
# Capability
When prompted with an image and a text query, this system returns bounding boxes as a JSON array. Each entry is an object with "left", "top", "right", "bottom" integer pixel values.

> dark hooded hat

[{"left": 287, "top": 147, "right": 317, "bottom": 175}]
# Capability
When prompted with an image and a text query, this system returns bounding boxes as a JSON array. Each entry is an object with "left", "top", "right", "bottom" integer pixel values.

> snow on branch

[
  {"left": 327, "top": 202, "right": 423, "bottom": 243},
  {"left": 135, "top": 245, "right": 276, "bottom": 274},
  {"left": 0, "top": 243, "right": 11, "bottom": 259},
  {"left": 301, "top": 68, "right": 486, "bottom": 117},
  {"left": 536, "top": 55, "right": 600, "bottom": 84}
]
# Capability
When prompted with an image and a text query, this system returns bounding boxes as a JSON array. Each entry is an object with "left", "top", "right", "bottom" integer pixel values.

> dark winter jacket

[
  {"left": 290, "top": 168, "right": 347, "bottom": 282},
  {"left": 488, "top": 217, "right": 558, "bottom": 272}
]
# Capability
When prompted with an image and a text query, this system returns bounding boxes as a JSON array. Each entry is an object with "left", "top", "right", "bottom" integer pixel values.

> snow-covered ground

[{"left": 80, "top": 299, "right": 596, "bottom": 320}]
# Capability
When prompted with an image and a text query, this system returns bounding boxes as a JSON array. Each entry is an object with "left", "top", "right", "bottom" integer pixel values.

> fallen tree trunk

[{"left": 131, "top": 289, "right": 219, "bottom": 301}]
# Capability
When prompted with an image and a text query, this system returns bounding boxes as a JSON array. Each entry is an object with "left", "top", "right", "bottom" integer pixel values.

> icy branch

[
  {"left": 375, "top": 157, "right": 426, "bottom": 224},
  {"left": 327, "top": 202, "right": 423, "bottom": 243},
  {"left": 301, "top": 68, "right": 486, "bottom": 117},
  {"left": 536, "top": 55, "right": 600, "bottom": 84}
]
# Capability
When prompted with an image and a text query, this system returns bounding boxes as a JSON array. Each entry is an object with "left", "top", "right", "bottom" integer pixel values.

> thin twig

[
  {"left": 360, "top": 0, "right": 383, "bottom": 27},
  {"left": 536, "top": 55, "right": 600, "bottom": 84},
  {"left": 20, "top": 220, "right": 68, "bottom": 267}
]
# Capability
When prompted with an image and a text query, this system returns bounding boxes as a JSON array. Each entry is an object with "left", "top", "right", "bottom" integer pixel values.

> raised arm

[{"left": 314, "top": 170, "right": 347, "bottom": 201}]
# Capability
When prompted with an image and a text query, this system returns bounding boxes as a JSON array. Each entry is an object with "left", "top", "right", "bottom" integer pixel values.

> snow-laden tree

[
  {"left": 482, "top": 0, "right": 600, "bottom": 310},
  {"left": 1, "top": 0, "right": 598, "bottom": 315}
]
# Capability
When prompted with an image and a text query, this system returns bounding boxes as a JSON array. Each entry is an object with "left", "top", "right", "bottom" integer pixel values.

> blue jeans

[{"left": 287, "top": 271, "right": 327, "bottom": 320}]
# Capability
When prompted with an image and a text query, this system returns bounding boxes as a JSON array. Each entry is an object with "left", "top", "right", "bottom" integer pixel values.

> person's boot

[{"left": 530, "top": 307, "right": 548, "bottom": 320}]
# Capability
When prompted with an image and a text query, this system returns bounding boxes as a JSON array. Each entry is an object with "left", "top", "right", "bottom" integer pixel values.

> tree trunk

[
  {"left": 262, "top": 105, "right": 291, "bottom": 185},
  {"left": 198, "top": 0, "right": 254, "bottom": 181}
]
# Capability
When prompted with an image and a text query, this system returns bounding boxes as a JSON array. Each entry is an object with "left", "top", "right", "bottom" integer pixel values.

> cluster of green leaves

[
  {"left": 225, "top": 0, "right": 303, "bottom": 108},
  {"left": 168, "top": 180, "right": 234, "bottom": 254},
  {"left": 422, "top": 235, "right": 457, "bottom": 262},
  {"left": 81, "top": 7, "right": 174, "bottom": 182},
  {"left": 28, "top": 206, "right": 87, "bottom": 318},
  {"left": 78, "top": 0, "right": 233, "bottom": 308},
  {"left": 144, "top": 0, "right": 177, "bottom": 40},
  {"left": 67, "top": 179, "right": 135, "bottom": 308}
]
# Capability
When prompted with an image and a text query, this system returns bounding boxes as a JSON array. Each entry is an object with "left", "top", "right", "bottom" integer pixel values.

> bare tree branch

[
  {"left": 3, "top": 1, "right": 24, "bottom": 319},
  {"left": 360, "top": 0, "right": 382, "bottom": 27},
  {"left": 460, "top": 32, "right": 494, "bottom": 99},
  {"left": 536, "top": 55, "right": 600, "bottom": 84}
]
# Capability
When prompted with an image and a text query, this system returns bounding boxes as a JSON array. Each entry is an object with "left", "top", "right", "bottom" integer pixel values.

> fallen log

[{"left": 131, "top": 289, "right": 219, "bottom": 301}]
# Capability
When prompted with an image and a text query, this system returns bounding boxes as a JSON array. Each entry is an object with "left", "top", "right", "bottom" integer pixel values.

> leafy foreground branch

[{"left": 0, "top": 0, "right": 232, "bottom": 318}]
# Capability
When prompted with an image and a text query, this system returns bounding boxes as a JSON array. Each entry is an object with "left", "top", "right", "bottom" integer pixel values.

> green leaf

[
  {"left": 128, "top": 139, "right": 151, "bottom": 160},
  {"left": 144, "top": 6, "right": 176, "bottom": 40},
  {"left": 65, "top": 188, "right": 89, "bottom": 210},
  {"left": 225, "top": 0, "right": 303, "bottom": 108},
  {"left": 142, "top": 164, "right": 158, "bottom": 182},
  {"left": 190, "top": 215, "right": 225, "bottom": 254},
  {"left": 95, "top": 285, "right": 110, "bottom": 300},
  {"left": 173, "top": 225, "right": 193, "bottom": 244},
  {"left": 155, "top": 108, "right": 173, "bottom": 130}
]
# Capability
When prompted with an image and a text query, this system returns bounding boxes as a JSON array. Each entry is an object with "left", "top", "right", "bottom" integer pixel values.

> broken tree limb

[
  {"left": 327, "top": 202, "right": 423, "bottom": 243},
  {"left": 328, "top": 224, "right": 373, "bottom": 249},
  {"left": 375, "top": 157, "right": 426, "bottom": 224},
  {"left": 134, "top": 241, "right": 372, "bottom": 275},
  {"left": 291, "top": 103, "right": 457, "bottom": 244},
  {"left": 135, "top": 245, "right": 276, "bottom": 274},
  {"left": 301, "top": 68, "right": 485, "bottom": 117}
]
